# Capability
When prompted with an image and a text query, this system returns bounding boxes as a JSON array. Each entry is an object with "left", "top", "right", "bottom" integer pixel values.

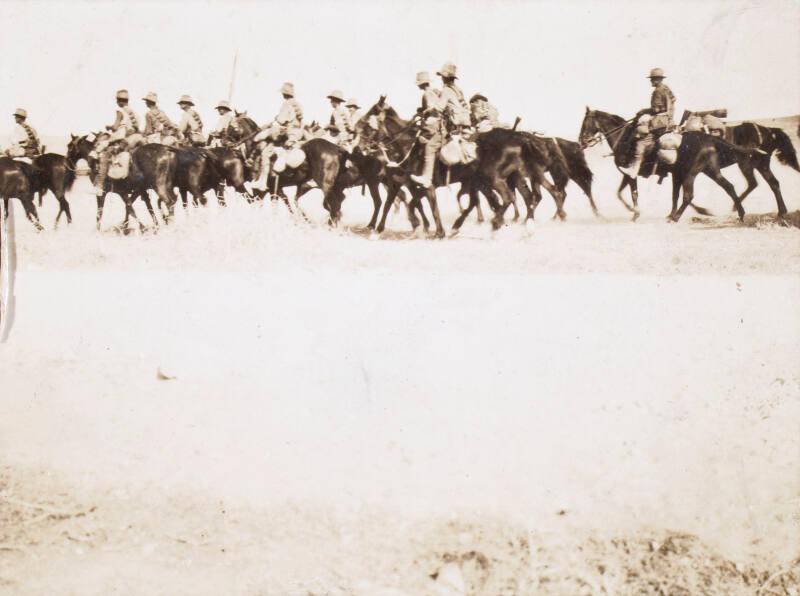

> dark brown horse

[
  {"left": 67, "top": 136, "right": 178, "bottom": 231},
  {"left": 726, "top": 122, "right": 798, "bottom": 215},
  {"left": 0, "top": 157, "right": 43, "bottom": 231},
  {"left": 668, "top": 131, "right": 766, "bottom": 222},
  {"left": 579, "top": 108, "right": 719, "bottom": 220},
  {"left": 173, "top": 146, "right": 254, "bottom": 209},
  {"left": 226, "top": 116, "right": 349, "bottom": 225},
  {"left": 28, "top": 153, "right": 77, "bottom": 227}
]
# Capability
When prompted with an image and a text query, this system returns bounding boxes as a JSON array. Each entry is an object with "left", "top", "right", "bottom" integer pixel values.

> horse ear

[
  {"left": 585, "top": 106, "right": 590, "bottom": 114},
  {"left": 378, "top": 95, "right": 386, "bottom": 106},
  {"left": 70, "top": 133, "right": 77, "bottom": 140}
]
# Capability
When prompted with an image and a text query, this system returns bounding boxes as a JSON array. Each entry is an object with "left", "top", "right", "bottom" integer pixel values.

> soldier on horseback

[
  {"left": 93, "top": 89, "right": 144, "bottom": 197},
  {"left": 208, "top": 100, "right": 235, "bottom": 147},
  {"left": 326, "top": 89, "right": 356, "bottom": 148},
  {"left": 5, "top": 108, "right": 40, "bottom": 160},
  {"left": 252, "top": 82, "right": 304, "bottom": 191},
  {"left": 469, "top": 93, "right": 500, "bottom": 132},
  {"left": 346, "top": 98, "right": 362, "bottom": 128},
  {"left": 142, "top": 92, "right": 179, "bottom": 145},
  {"left": 177, "top": 95, "right": 205, "bottom": 147},
  {"left": 410, "top": 71, "right": 444, "bottom": 188},
  {"left": 620, "top": 68, "right": 676, "bottom": 177}
]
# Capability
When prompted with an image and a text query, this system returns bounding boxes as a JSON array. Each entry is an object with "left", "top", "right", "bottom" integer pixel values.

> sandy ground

[{"left": 1, "top": 150, "right": 799, "bottom": 595}]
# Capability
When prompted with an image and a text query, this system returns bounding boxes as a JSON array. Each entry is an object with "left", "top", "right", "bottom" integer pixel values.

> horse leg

[
  {"left": 755, "top": 160, "right": 788, "bottom": 218},
  {"left": 706, "top": 168, "right": 745, "bottom": 221},
  {"left": 736, "top": 159, "right": 759, "bottom": 206},
  {"left": 216, "top": 182, "right": 226, "bottom": 207},
  {"left": 377, "top": 183, "right": 402, "bottom": 233},
  {"left": 139, "top": 192, "right": 159, "bottom": 229},
  {"left": 669, "top": 171, "right": 682, "bottom": 221},
  {"left": 489, "top": 177, "right": 517, "bottom": 230},
  {"left": 366, "top": 179, "right": 382, "bottom": 230},
  {"left": 20, "top": 193, "right": 44, "bottom": 231},
  {"left": 95, "top": 193, "right": 106, "bottom": 231},
  {"left": 629, "top": 177, "right": 640, "bottom": 221},
  {"left": 452, "top": 184, "right": 480, "bottom": 232},
  {"left": 424, "top": 187, "right": 445, "bottom": 239},
  {"left": 54, "top": 193, "right": 72, "bottom": 229},
  {"left": 180, "top": 189, "right": 189, "bottom": 210},
  {"left": 672, "top": 173, "right": 698, "bottom": 222}
]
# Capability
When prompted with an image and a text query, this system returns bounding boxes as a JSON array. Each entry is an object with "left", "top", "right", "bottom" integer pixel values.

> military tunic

[
  {"left": 143, "top": 107, "right": 178, "bottom": 138},
  {"left": 179, "top": 108, "right": 205, "bottom": 145},
  {"left": 439, "top": 83, "right": 471, "bottom": 128},
  {"left": 9, "top": 122, "right": 40, "bottom": 158},
  {"left": 109, "top": 106, "right": 141, "bottom": 140}
]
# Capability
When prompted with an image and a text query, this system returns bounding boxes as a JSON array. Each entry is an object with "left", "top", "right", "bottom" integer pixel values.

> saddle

[{"left": 439, "top": 134, "right": 477, "bottom": 166}]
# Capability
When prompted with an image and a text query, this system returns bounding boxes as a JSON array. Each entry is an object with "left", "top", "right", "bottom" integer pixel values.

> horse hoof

[
  {"left": 368, "top": 231, "right": 379, "bottom": 241},
  {"left": 435, "top": 230, "right": 445, "bottom": 240},
  {"left": 525, "top": 219, "right": 535, "bottom": 233},
  {"left": 632, "top": 211, "right": 641, "bottom": 222}
]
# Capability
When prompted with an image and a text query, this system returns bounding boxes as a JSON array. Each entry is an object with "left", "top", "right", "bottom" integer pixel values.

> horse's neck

[
  {"left": 597, "top": 112, "right": 628, "bottom": 149},
  {"left": 382, "top": 115, "right": 416, "bottom": 151}
]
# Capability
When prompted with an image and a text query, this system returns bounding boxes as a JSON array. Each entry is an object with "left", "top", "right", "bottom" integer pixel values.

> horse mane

[{"left": 593, "top": 110, "right": 627, "bottom": 127}]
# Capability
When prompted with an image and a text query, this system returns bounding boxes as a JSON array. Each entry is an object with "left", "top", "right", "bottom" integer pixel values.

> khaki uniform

[
  {"left": 7, "top": 122, "right": 40, "bottom": 158},
  {"left": 471, "top": 100, "right": 499, "bottom": 131},
  {"left": 253, "top": 98, "right": 305, "bottom": 190},
  {"left": 416, "top": 88, "right": 445, "bottom": 184},
  {"left": 109, "top": 106, "right": 141, "bottom": 140},
  {"left": 143, "top": 106, "right": 178, "bottom": 143},
  {"left": 178, "top": 108, "right": 205, "bottom": 146},
  {"left": 626, "top": 82, "right": 677, "bottom": 177},
  {"left": 439, "top": 83, "right": 472, "bottom": 128},
  {"left": 209, "top": 111, "right": 235, "bottom": 145},
  {"left": 328, "top": 104, "right": 354, "bottom": 146}
]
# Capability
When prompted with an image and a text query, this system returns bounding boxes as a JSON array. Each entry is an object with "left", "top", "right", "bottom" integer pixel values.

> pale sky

[{"left": 1, "top": 0, "right": 798, "bottom": 139}]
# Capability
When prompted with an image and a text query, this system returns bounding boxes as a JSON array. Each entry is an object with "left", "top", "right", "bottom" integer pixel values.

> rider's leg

[
  {"left": 411, "top": 134, "right": 441, "bottom": 188},
  {"left": 620, "top": 133, "right": 654, "bottom": 178}
]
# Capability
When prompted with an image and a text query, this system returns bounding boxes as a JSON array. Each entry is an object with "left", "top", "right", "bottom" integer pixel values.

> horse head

[
  {"left": 579, "top": 108, "right": 627, "bottom": 149},
  {"left": 66, "top": 134, "right": 94, "bottom": 166}
]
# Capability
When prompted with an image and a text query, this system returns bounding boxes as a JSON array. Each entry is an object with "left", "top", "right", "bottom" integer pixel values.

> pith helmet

[
  {"left": 116, "top": 89, "right": 129, "bottom": 100},
  {"left": 416, "top": 71, "right": 431, "bottom": 86},
  {"left": 177, "top": 94, "right": 195, "bottom": 106},
  {"left": 648, "top": 67, "right": 666, "bottom": 79},
  {"left": 142, "top": 91, "right": 158, "bottom": 103},
  {"left": 327, "top": 89, "right": 345, "bottom": 102},
  {"left": 215, "top": 100, "right": 232, "bottom": 111},
  {"left": 469, "top": 93, "right": 488, "bottom": 103},
  {"left": 13, "top": 108, "right": 27, "bottom": 118},
  {"left": 280, "top": 82, "right": 295, "bottom": 96},
  {"left": 346, "top": 98, "right": 360, "bottom": 108},
  {"left": 437, "top": 62, "right": 458, "bottom": 79}
]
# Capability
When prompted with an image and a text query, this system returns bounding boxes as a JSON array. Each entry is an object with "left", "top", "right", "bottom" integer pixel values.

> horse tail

[
  {"left": 558, "top": 138, "right": 593, "bottom": 188},
  {"left": 770, "top": 128, "right": 800, "bottom": 172}
]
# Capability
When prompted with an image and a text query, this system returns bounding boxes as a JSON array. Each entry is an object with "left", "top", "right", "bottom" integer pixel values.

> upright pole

[{"left": 228, "top": 49, "right": 239, "bottom": 103}]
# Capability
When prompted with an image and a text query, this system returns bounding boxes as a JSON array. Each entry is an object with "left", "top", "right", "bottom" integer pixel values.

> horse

[
  {"left": 26, "top": 153, "right": 77, "bottom": 227},
  {"left": 67, "top": 135, "right": 178, "bottom": 231},
  {"left": 668, "top": 131, "right": 766, "bottom": 223},
  {"left": 725, "top": 122, "right": 798, "bottom": 216},
  {"left": 579, "top": 107, "right": 705, "bottom": 221},
  {"left": 173, "top": 146, "right": 254, "bottom": 209},
  {"left": 226, "top": 115, "right": 349, "bottom": 225},
  {"left": 0, "top": 157, "right": 43, "bottom": 231}
]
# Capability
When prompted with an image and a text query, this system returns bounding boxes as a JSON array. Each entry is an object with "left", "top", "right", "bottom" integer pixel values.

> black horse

[
  {"left": 26, "top": 153, "right": 77, "bottom": 227},
  {"left": 579, "top": 108, "right": 710, "bottom": 220},
  {"left": 226, "top": 116, "right": 350, "bottom": 225},
  {"left": 726, "top": 122, "right": 799, "bottom": 215},
  {"left": 173, "top": 146, "right": 254, "bottom": 209},
  {"left": 67, "top": 135, "right": 178, "bottom": 231},
  {"left": 668, "top": 131, "right": 765, "bottom": 222},
  {"left": 0, "top": 157, "right": 43, "bottom": 230}
]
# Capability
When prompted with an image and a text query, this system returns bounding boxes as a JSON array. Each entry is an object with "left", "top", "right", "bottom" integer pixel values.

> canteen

[
  {"left": 439, "top": 138, "right": 464, "bottom": 166},
  {"left": 658, "top": 132, "right": 682, "bottom": 151},
  {"left": 286, "top": 148, "right": 306, "bottom": 169},
  {"left": 657, "top": 148, "right": 678, "bottom": 165}
]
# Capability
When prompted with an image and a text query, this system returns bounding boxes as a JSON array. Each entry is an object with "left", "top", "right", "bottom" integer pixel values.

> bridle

[
  {"left": 358, "top": 109, "right": 422, "bottom": 166},
  {"left": 580, "top": 113, "right": 631, "bottom": 150}
]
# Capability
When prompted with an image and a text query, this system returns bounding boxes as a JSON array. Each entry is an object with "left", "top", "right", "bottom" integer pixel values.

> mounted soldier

[
  {"left": 177, "top": 95, "right": 205, "bottom": 147},
  {"left": 5, "top": 108, "right": 41, "bottom": 161},
  {"left": 469, "top": 93, "right": 500, "bottom": 133},
  {"left": 437, "top": 62, "right": 472, "bottom": 133},
  {"left": 142, "top": 92, "right": 179, "bottom": 146},
  {"left": 93, "top": 89, "right": 145, "bottom": 197},
  {"left": 208, "top": 100, "right": 235, "bottom": 147},
  {"left": 346, "top": 98, "right": 362, "bottom": 129},
  {"left": 410, "top": 71, "right": 444, "bottom": 188},
  {"left": 326, "top": 89, "right": 355, "bottom": 149},
  {"left": 620, "top": 68, "right": 676, "bottom": 177},
  {"left": 252, "top": 82, "right": 305, "bottom": 191}
]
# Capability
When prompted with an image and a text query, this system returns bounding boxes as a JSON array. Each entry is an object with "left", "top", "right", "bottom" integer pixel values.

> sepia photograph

[{"left": 0, "top": 0, "right": 799, "bottom": 594}]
